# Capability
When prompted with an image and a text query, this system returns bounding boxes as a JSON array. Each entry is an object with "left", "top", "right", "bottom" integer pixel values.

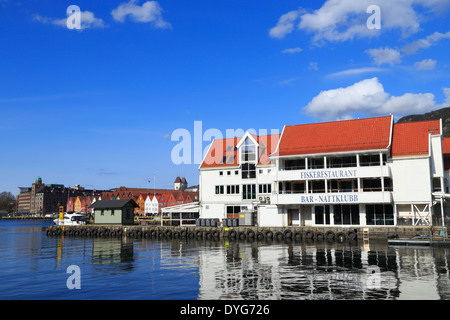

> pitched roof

[
  {"left": 443, "top": 138, "right": 450, "bottom": 170},
  {"left": 200, "top": 134, "right": 280, "bottom": 168},
  {"left": 443, "top": 137, "right": 450, "bottom": 155},
  {"left": 89, "top": 199, "right": 139, "bottom": 209},
  {"left": 276, "top": 116, "right": 393, "bottom": 157},
  {"left": 391, "top": 120, "right": 440, "bottom": 157},
  {"left": 200, "top": 137, "right": 240, "bottom": 168}
]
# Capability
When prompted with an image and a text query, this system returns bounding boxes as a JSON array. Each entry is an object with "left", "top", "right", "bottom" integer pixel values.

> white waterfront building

[{"left": 199, "top": 115, "right": 450, "bottom": 227}]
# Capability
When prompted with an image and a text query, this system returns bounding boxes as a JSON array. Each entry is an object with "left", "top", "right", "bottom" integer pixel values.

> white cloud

[
  {"left": 281, "top": 47, "right": 303, "bottom": 54},
  {"left": 303, "top": 77, "right": 445, "bottom": 120},
  {"left": 414, "top": 59, "right": 437, "bottom": 70},
  {"left": 34, "top": 11, "right": 105, "bottom": 30},
  {"left": 270, "top": 0, "right": 450, "bottom": 44},
  {"left": 443, "top": 88, "right": 450, "bottom": 106},
  {"left": 269, "top": 8, "right": 304, "bottom": 39},
  {"left": 365, "top": 47, "right": 402, "bottom": 65},
  {"left": 308, "top": 61, "right": 319, "bottom": 71},
  {"left": 402, "top": 31, "right": 450, "bottom": 54},
  {"left": 278, "top": 78, "right": 300, "bottom": 86},
  {"left": 328, "top": 67, "right": 386, "bottom": 77},
  {"left": 111, "top": 0, "right": 171, "bottom": 29}
]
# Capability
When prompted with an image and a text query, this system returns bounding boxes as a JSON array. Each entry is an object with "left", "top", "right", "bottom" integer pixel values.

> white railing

[{"left": 277, "top": 165, "right": 390, "bottom": 181}]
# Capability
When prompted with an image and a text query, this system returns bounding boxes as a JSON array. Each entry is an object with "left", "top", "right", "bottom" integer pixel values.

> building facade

[
  {"left": 18, "top": 177, "right": 102, "bottom": 215},
  {"left": 90, "top": 199, "right": 138, "bottom": 225},
  {"left": 199, "top": 116, "right": 450, "bottom": 227}
]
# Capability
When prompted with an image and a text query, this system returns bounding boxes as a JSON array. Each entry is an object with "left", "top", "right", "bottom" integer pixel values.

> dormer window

[
  {"left": 239, "top": 137, "right": 257, "bottom": 179},
  {"left": 240, "top": 138, "right": 256, "bottom": 162}
]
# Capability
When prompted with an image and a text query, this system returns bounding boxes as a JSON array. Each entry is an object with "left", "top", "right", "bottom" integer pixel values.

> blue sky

[{"left": 1, "top": 0, "right": 450, "bottom": 195}]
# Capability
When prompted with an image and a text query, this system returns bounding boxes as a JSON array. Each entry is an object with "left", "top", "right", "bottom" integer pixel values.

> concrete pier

[{"left": 45, "top": 224, "right": 449, "bottom": 243}]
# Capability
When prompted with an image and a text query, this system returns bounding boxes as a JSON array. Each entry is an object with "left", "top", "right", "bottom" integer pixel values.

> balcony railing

[{"left": 277, "top": 165, "right": 391, "bottom": 181}]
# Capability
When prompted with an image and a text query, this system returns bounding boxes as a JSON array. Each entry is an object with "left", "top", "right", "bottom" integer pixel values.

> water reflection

[
  {"left": 91, "top": 238, "right": 134, "bottom": 265},
  {"left": 15, "top": 220, "right": 450, "bottom": 300},
  {"left": 193, "top": 239, "right": 450, "bottom": 300}
]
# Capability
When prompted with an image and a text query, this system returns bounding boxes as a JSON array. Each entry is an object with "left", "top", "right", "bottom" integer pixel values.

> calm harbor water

[{"left": 1, "top": 220, "right": 450, "bottom": 300}]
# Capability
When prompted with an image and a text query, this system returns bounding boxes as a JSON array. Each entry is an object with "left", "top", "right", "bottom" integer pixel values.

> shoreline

[{"left": 0, "top": 216, "right": 55, "bottom": 220}]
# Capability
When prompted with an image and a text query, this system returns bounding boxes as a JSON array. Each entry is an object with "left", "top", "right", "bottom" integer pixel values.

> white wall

[
  {"left": 391, "top": 157, "right": 432, "bottom": 203},
  {"left": 430, "top": 135, "right": 444, "bottom": 177},
  {"left": 259, "top": 205, "right": 285, "bottom": 227},
  {"left": 199, "top": 164, "right": 277, "bottom": 220}
]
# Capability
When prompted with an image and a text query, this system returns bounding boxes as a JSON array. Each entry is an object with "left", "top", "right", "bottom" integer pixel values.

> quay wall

[{"left": 45, "top": 224, "right": 449, "bottom": 242}]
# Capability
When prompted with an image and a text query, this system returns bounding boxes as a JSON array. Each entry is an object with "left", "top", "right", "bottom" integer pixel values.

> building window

[
  {"left": 242, "top": 163, "right": 256, "bottom": 179},
  {"left": 284, "top": 159, "right": 305, "bottom": 170},
  {"left": 240, "top": 138, "right": 256, "bottom": 162},
  {"left": 334, "top": 205, "right": 360, "bottom": 225},
  {"left": 362, "top": 178, "right": 382, "bottom": 192},
  {"left": 384, "top": 178, "right": 393, "bottom": 191},
  {"left": 226, "top": 205, "right": 241, "bottom": 219},
  {"left": 227, "top": 171, "right": 231, "bottom": 175},
  {"left": 243, "top": 184, "right": 256, "bottom": 200},
  {"left": 327, "top": 156, "right": 357, "bottom": 168},
  {"left": 219, "top": 171, "right": 223, "bottom": 176},
  {"left": 315, "top": 205, "right": 330, "bottom": 225},
  {"left": 101, "top": 210, "right": 104, "bottom": 216},
  {"left": 111, "top": 209, "right": 115, "bottom": 216},
  {"left": 258, "top": 184, "right": 272, "bottom": 194},
  {"left": 360, "top": 154, "right": 381, "bottom": 167},
  {"left": 309, "top": 157, "right": 324, "bottom": 169},
  {"left": 241, "top": 138, "right": 257, "bottom": 179},
  {"left": 366, "top": 204, "right": 394, "bottom": 225},
  {"left": 308, "top": 180, "right": 326, "bottom": 193},
  {"left": 433, "top": 178, "right": 442, "bottom": 192},
  {"left": 215, "top": 185, "right": 224, "bottom": 195},
  {"left": 328, "top": 179, "right": 357, "bottom": 193},
  {"left": 226, "top": 185, "right": 240, "bottom": 194}
]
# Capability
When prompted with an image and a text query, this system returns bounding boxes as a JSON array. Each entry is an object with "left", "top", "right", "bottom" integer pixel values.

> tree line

[{"left": 0, "top": 192, "right": 16, "bottom": 213}]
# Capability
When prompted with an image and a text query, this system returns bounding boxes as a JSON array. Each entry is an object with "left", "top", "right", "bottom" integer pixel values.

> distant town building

[
  {"left": 100, "top": 182, "right": 198, "bottom": 217},
  {"left": 174, "top": 176, "right": 188, "bottom": 191},
  {"left": 17, "top": 177, "right": 102, "bottom": 215},
  {"left": 16, "top": 187, "right": 32, "bottom": 214},
  {"left": 16, "top": 176, "right": 198, "bottom": 216}
]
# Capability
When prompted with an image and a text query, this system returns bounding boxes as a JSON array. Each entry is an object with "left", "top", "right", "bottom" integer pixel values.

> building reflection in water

[
  {"left": 91, "top": 238, "right": 134, "bottom": 267},
  {"left": 197, "top": 239, "right": 450, "bottom": 300}
]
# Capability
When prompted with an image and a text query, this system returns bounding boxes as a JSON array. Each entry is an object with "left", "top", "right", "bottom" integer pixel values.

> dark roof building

[{"left": 90, "top": 199, "right": 138, "bottom": 225}]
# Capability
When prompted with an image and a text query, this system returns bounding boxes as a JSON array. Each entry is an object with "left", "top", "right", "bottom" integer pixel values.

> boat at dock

[
  {"left": 53, "top": 212, "right": 86, "bottom": 226},
  {"left": 388, "top": 235, "right": 450, "bottom": 247}
]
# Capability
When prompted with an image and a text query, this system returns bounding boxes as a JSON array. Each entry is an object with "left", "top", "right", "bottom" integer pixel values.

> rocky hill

[{"left": 397, "top": 106, "right": 450, "bottom": 137}]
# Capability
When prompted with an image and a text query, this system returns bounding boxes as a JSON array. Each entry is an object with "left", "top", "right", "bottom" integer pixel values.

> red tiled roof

[
  {"left": 277, "top": 116, "right": 393, "bottom": 157},
  {"left": 200, "top": 134, "right": 280, "bottom": 168},
  {"left": 443, "top": 137, "right": 450, "bottom": 155},
  {"left": 443, "top": 138, "right": 450, "bottom": 170},
  {"left": 391, "top": 120, "right": 440, "bottom": 157},
  {"left": 200, "top": 137, "right": 239, "bottom": 168}
]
